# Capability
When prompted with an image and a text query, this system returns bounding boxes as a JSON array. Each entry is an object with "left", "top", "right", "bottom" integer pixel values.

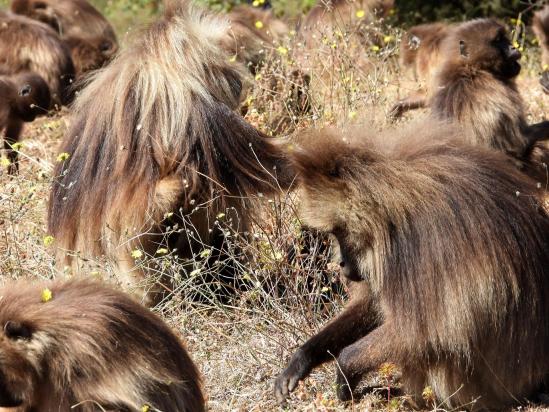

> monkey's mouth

[{"left": 540, "top": 71, "right": 549, "bottom": 95}]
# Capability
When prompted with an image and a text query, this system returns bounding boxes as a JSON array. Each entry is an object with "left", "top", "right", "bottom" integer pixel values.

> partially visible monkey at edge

[
  {"left": 0, "top": 72, "right": 50, "bottom": 174},
  {"left": 0, "top": 11, "right": 75, "bottom": 106},
  {"left": 274, "top": 121, "right": 549, "bottom": 410},
  {"left": 0, "top": 278, "right": 204, "bottom": 412}
]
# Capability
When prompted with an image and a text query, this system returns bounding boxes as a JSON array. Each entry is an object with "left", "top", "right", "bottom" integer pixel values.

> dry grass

[{"left": 2, "top": 5, "right": 549, "bottom": 411}]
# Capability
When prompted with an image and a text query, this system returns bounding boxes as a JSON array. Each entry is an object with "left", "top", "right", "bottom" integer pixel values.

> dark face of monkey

[
  {"left": 455, "top": 20, "right": 521, "bottom": 79},
  {"left": 12, "top": 74, "right": 51, "bottom": 122}
]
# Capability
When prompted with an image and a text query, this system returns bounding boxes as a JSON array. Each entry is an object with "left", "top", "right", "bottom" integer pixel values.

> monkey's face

[
  {"left": 13, "top": 74, "right": 51, "bottom": 121},
  {"left": 0, "top": 320, "right": 39, "bottom": 407},
  {"left": 455, "top": 20, "right": 521, "bottom": 79}
]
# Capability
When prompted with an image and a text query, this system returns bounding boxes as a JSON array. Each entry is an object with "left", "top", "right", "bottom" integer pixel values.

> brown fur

[
  {"left": 533, "top": 5, "right": 549, "bottom": 93},
  {"left": 390, "top": 22, "right": 449, "bottom": 119},
  {"left": 11, "top": 0, "right": 118, "bottom": 75},
  {"left": 0, "top": 11, "right": 75, "bottom": 106},
  {"left": 0, "top": 72, "right": 50, "bottom": 174},
  {"left": 47, "top": 0, "right": 294, "bottom": 305},
  {"left": 64, "top": 36, "right": 107, "bottom": 76},
  {"left": 275, "top": 121, "right": 549, "bottom": 409},
  {"left": 428, "top": 19, "right": 549, "bottom": 178},
  {"left": 223, "top": 5, "right": 288, "bottom": 74},
  {"left": 0, "top": 278, "right": 204, "bottom": 412}
]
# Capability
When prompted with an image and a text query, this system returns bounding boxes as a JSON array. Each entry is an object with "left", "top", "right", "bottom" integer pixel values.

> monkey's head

[
  {"left": 0, "top": 294, "right": 44, "bottom": 408},
  {"left": 12, "top": 73, "right": 51, "bottom": 121},
  {"left": 65, "top": 36, "right": 114, "bottom": 75},
  {"left": 444, "top": 19, "right": 521, "bottom": 79},
  {"left": 290, "top": 128, "right": 385, "bottom": 281}
]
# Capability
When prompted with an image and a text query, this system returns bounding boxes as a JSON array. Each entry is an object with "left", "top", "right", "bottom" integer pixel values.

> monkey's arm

[
  {"left": 274, "top": 285, "right": 380, "bottom": 404},
  {"left": 388, "top": 91, "right": 427, "bottom": 121}
]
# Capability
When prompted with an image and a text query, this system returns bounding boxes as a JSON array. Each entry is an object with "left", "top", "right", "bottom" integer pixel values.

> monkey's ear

[
  {"left": 4, "top": 321, "right": 32, "bottom": 340},
  {"left": 459, "top": 40, "right": 469, "bottom": 58}
]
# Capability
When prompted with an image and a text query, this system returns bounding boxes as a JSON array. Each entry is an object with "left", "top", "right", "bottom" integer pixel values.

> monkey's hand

[
  {"left": 334, "top": 345, "right": 362, "bottom": 402},
  {"left": 274, "top": 348, "right": 313, "bottom": 404}
]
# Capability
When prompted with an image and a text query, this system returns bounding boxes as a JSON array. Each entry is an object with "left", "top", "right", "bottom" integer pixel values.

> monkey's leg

[
  {"left": 335, "top": 324, "right": 393, "bottom": 401},
  {"left": 4, "top": 119, "right": 22, "bottom": 175},
  {"left": 274, "top": 288, "right": 380, "bottom": 404},
  {"left": 388, "top": 92, "right": 427, "bottom": 121}
]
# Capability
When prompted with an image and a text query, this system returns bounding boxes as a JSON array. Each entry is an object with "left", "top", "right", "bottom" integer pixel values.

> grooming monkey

[
  {"left": 0, "top": 278, "right": 204, "bottom": 411},
  {"left": 275, "top": 121, "right": 549, "bottom": 409},
  {"left": 48, "top": 0, "right": 294, "bottom": 306}
]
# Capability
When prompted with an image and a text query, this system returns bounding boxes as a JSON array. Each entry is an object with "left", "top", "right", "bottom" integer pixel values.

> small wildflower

[
  {"left": 371, "top": 45, "right": 380, "bottom": 52},
  {"left": 131, "top": 249, "right": 143, "bottom": 259},
  {"left": 37, "top": 170, "right": 48, "bottom": 179},
  {"left": 190, "top": 268, "right": 201, "bottom": 277},
  {"left": 356, "top": 9, "right": 365, "bottom": 18},
  {"left": 513, "top": 40, "right": 520, "bottom": 49},
  {"left": 229, "top": 55, "right": 237, "bottom": 63},
  {"left": 254, "top": 20, "right": 264, "bottom": 29},
  {"left": 422, "top": 386, "right": 435, "bottom": 403},
  {"left": 321, "top": 286, "right": 330, "bottom": 292},
  {"left": 252, "top": 0, "right": 260, "bottom": 6},
  {"left": 141, "top": 405, "right": 150, "bottom": 412},
  {"left": 383, "top": 35, "right": 394, "bottom": 43},
  {"left": 164, "top": 211, "right": 174, "bottom": 218},
  {"left": 200, "top": 249, "right": 212, "bottom": 258},
  {"left": 348, "top": 111, "right": 357, "bottom": 120},
  {"left": 11, "top": 142, "right": 23, "bottom": 151},
  {"left": 0, "top": 158, "right": 11, "bottom": 167},
  {"left": 216, "top": 212, "right": 226, "bottom": 219},
  {"left": 43, "top": 235, "right": 55, "bottom": 247},
  {"left": 378, "top": 362, "right": 397, "bottom": 379},
  {"left": 56, "top": 152, "right": 70, "bottom": 162},
  {"left": 255, "top": 73, "right": 262, "bottom": 81},
  {"left": 276, "top": 46, "right": 288, "bottom": 55},
  {"left": 156, "top": 248, "right": 169, "bottom": 255},
  {"left": 41, "top": 288, "right": 53, "bottom": 303}
]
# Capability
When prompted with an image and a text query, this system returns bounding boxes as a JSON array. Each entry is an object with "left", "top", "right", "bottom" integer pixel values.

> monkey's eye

[
  {"left": 4, "top": 321, "right": 32, "bottom": 340},
  {"left": 99, "top": 41, "right": 112, "bottom": 52},
  {"left": 19, "top": 85, "right": 32, "bottom": 97}
]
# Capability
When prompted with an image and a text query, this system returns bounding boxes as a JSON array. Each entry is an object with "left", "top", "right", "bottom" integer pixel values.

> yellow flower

[
  {"left": 131, "top": 249, "right": 143, "bottom": 259},
  {"left": 422, "top": 386, "right": 435, "bottom": 403},
  {"left": 141, "top": 406, "right": 150, "bottom": 412},
  {"left": 11, "top": 142, "right": 23, "bottom": 151},
  {"left": 356, "top": 9, "right": 365, "bottom": 18},
  {"left": 254, "top": 21, "right": 264, "bottom": 29},
  {"left": 513, "top": 41, "right": 520, "bottom": 49},
  {"left": 252, "top": 0, "right": 260, "bottom": 6},
  {"left": 229, "top": 55, "right": 237, "bottom": 63},
  {"left": 164, "top": 212, "right": 174, "bottom": 218},
  {"left": 255, "top": 73, "right": 262, "bottom": 81},
  {"left": 200, "top": 249, "right": 212, "bottom": 258},
  {"left": 348, "top": 111, "right": 357, "bottom": 120},
  {"left": 216, "top": 212, "right": 226, "bottom": 219},
  {"left": 156, "top": 248, "right": 168, "bottom": 255},
  {"left": 383, "top": 35, "right": 394, "bottom": 43},
  {"left": 371, "top": 45, "right": 380, "bottom": 52},
  {"left": 0, "top": 158, "right": 11, "bottom": 167},
  {"left": 277, "top": 46, "right": 288, "bottom": 55},
  {"left": 43, "top": 235, "right": 55, "bottom": 247},
  {"left": 56, "top": 152, "right": 70, "bottom": 162},
  {"left": 41, "top": 288, "right": 53, "bottom": 302},
  {"left": 544, "top": 64, "right": 549, "bottom": 71}
]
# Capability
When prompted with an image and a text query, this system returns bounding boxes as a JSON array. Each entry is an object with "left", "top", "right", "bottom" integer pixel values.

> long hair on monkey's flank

[{"left": 47, "top": 0, "right": 294, "bottom": 304}]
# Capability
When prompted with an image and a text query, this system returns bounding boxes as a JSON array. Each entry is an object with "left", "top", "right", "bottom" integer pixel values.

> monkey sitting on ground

[
  {"left": 274, "top": 121, "right": 549, "bottom": 409},
  {"left": 48, "top": 0, "right": 294, "bottom": 306},
  {"left": 393, "top": 19, "right": 549, "bottom": 176},
  {"left": 0, "top": 11, "right": 75, "bottom": 107},
  {"left": 10, "top": 0, "right": 118, "bottom": 77},
  {"left": 390, "top": 21, "right": 450, "bottom": 119},
  {"left": 0, "top": 72, "right": 50, "bottom": 174},
  {"left": 533, "top": 5, "right": 549, "bottom": 94},
  {"left": 0, "top": 278, "right": 204, "bottom": 412}
]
